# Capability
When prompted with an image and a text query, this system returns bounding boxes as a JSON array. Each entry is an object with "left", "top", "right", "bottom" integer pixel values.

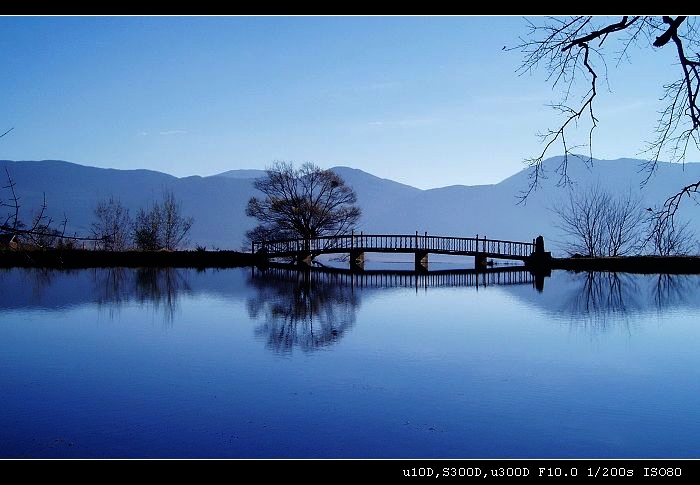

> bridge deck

[{"left": 253, "top": 233, "right": 537, "bottom": 262}]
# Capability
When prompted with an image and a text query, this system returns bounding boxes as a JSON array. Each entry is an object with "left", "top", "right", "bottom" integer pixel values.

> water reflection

[
  {"left": 570, "top": 271, "right": 640, "bottom": 321},
  {"left": 244, "top": 265, "right": 545, "bottom": 353},
  {"left": 3, "top": 265, "right": 700, "bottom": 459},
  {"left": 3, "top": 266, "right": 700, "bottom": 335},
  {"left": 652, "top": 273, "right": 698, "bottom": 311},
  {"left": 547, "top": 271, "right": 700, "bottom": 329},
  {"left": 0, "top": 267, "right": 192, "bottom": 325},
  {"left": 252, "top": 264, "right": 539, "bottom": 290},
  {"left": 94, "top": 267, "right": 193, "bottom": 324},
  {"left": 246, "top": 266, "right": 361, "bottom": 353}
]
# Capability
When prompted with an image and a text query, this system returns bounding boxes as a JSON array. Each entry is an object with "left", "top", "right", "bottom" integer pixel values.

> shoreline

[
  {"left": 3, "top": 249, "right": 700, "bottom": 274},
  {"left": 548, "top": 255, "right": 700, "bottom": 274},
  {"left": 0, "top": 248, "right": 259, "bottom": 269}
]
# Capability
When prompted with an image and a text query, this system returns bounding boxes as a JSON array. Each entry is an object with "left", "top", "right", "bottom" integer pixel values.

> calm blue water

[{"left": 1, "top": 264, "right": 699, "bottom": 459}]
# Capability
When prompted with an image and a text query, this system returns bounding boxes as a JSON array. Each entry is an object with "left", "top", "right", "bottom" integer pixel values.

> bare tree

[
  {"left": 552, "top": 184, "right": 645, "bottom": 256},
  {"left": 245, "top": 161, "right": 361, "bottom": 248},
  {"left": 133, "top": 203, "right": 162, "bottom": 251},
  {"left": 160, "top": 190, "right": 194, "bottom": 251},
  {"left": 2, "top": 130, "right": 97, "bottom": 249},
  {"left": 2, "top": 168, "right": 67, "bottom": 249},
  {"left": 91, "top": 197, "right": 133, "bottom": 250},
  {"left": 1, "top": 166, "right": 22, "bottom": 233},
  {"left": 643, "top": 206, "right": 697, "bottom": 255},
  {"left": 510, "top": 15, "right": 700, "bottom": 220},
  {"left": 132, "top": 190, "right": 193, "bottom": 251},
  {"left": 23, "top": 195, "right": 65, "bottom": 248},
  {"left": 605, "top": 190, "right": 646, "bottom": 256}
]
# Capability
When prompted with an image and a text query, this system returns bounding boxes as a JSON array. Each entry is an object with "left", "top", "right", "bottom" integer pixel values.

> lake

[{"left": 1, "top": 261, "right": 700, "bottom": 459}]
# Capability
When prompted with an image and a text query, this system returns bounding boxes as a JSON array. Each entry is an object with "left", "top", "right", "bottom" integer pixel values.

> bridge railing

[{"left": 253, "top": 232, "right": 536, "bottom": 257}]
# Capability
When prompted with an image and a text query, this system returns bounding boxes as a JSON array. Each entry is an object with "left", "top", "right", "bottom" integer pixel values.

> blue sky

[{"left": 1, "top": 15, "right": 691, "bottom": 189}]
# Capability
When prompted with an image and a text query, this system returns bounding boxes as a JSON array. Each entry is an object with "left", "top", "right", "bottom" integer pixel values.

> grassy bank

[{"left": 549, "top": 255, "right": 700, "bottom": 274}]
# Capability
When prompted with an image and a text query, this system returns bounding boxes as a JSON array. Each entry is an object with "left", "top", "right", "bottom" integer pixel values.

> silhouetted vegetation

[
  {"left": 553, "top": 184, "right": 646, "bottom": 257},
  {"left": 643, "top": 205, "right": 697, "bottom": 255},
  {"left": 1, "top": 166, "right": 96, "bottom": 249},
  {"left": 2, "top": 163, "right": 195, "bottom": 253},
  {"left": 245, "top": 161, "right": 361, "bottom": 251},
  {"left": 91, "top": 197, "right": 133, "bottom": 251},
  {"left": 132, "top": 190, "right": 193, "bottom": 251},
  {"left": 552, "top": 183, "right": 697, "bottom": 256}
]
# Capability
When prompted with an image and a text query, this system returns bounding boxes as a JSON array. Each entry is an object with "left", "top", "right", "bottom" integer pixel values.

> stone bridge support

[
  {"left": 526, "top": 235, "right": 552, "bottom": 292},
  {"left": 296, "top": 251, "right": 313, "bottom": 267},
  {"left": 415, "top": 250, "right": 429, "bottom": 271},
  {"left": 525, "top": 235, "right": 552, "bottom": 269},
  {"left": 350, "top": 249, "right": 365, "bottom": 271}
]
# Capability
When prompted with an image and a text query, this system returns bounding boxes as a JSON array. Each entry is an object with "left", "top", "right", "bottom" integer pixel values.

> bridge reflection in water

[{"left": 252, "top": 263, "right": 547, "bottom": 292}]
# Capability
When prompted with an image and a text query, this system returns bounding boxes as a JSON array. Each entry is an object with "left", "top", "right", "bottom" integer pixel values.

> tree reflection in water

[
  {"left": 246, "top": 267, "right": 361, "bottom": 354},
  {"left": 561, "top": 271, "right": 700, "bottom": 331},
  {"left": 572, "top": 271, "right": 640, "bottom": 321},
  {"left": 6, "top": 266, "right": 700, "bottom": 339},
  {"left": 92, "top": 267, "right": 130, "bottom": 311},
  {"left": 652, "top": 273, "right": 699, "bottom": 311},
  {"left": 91, "top": 267, "right": 192, "bottom": 325}
]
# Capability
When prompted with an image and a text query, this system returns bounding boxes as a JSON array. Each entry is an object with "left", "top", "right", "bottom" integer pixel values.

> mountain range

[{"left": 2, "top": 156, "right": 700, "bottom": 257}]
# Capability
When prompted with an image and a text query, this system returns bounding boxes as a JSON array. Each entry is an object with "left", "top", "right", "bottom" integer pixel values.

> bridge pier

[
  {"left": 350, "top": 250, "right": 365, "bottom": 271},
  {"left": 415, "top": 250, "right": 429, "bottom": 271},
  {"left": 296, "top": 251, "right": 313, "bottom": 267},
  {"left": 525, "top": 235, "right": 552, "bottom": 293},
  {"left": 524, "top": 235, "right": 552, "bottom": 270},
  {"left": 474, "top": 253, "right": 487, "bottom": 269}
]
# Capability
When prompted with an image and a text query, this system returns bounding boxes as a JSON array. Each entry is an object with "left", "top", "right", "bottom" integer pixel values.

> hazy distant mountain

[
  {"left": 2, "top": 156, "right": 700, "bottom": 257},
  {"left": 215, "top": 169, "right": 266, "bottom": 179}
]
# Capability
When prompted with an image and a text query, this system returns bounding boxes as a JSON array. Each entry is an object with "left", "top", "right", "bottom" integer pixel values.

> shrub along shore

[{"left": 3, "top": 249, "right": 700, "bottom": 274}]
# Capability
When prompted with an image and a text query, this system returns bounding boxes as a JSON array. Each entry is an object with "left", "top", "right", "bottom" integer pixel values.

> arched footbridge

[{"left": 252, "top": 232, "right": 551, "bottom": 271}]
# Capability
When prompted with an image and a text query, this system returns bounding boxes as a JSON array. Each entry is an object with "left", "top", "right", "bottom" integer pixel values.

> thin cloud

[
  {"left": 367, "top": 118, "right": 437, "bottom": 127},
  {"left": 159, "top": 130, "right": 188, "bottom": 136}
]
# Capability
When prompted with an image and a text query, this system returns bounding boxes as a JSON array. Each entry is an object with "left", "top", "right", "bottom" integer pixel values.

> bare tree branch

[{"left": 510, "top": 15, "right": 700, "bottom": 226}]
